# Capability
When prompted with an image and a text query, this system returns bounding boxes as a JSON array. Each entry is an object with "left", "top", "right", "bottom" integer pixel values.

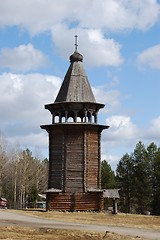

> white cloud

[
  {"left": 8, "top": 132, "right": 48, "bottom": 149},
  {"left": 93, "top": 87, "right": 120, "bottom": 113},
  {"left": 0, "top": 73, "right": 61, "bottom": 146},
  {"left": 145, "top": 116, "right": 160, "bottom": 140},
  {"left": 51, "top": 25, "right": 123, "bottom": 67},
  {"left": 86, "top": 29, "right": 123, "bottom": 67},
  {"left": 0, "top": 0, "right": 159, "bottom": 34},
  {"left": 100, "top": 115, "right": 160, "bottom": 169},
  {"left": 0, "top": 44, "right": 49, "bottom": 72},
  {"left": 100, "top": 115, "right": 139, "bottom": 169},
  {"left": 137, "top": 44, "right": 160, "bottom": 70},
  {"left": 104, "top": 115, "right": 138, "bottom": 143},
  {"left": 101, "top": 153, "right": 120, "bottom": 171},
  {"left": 76, "top": 0, "right": 160, "bottom": 31}
]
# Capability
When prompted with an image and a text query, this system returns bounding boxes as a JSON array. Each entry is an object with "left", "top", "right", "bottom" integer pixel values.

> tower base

[{"left": 46, "top": 192, "right": 104, "bottom": 211}]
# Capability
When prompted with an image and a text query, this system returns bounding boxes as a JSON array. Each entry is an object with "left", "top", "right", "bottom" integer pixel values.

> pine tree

[
  {"left": 101, "top": 160, "right": 115, "bottom": 210},
  {"left": 116, "top": 153, "right": 133, "bottom": 213},
  {"left": 147, "top": 144, "right": 160, "bottom": 215},
  {"left": 132, "top": 141, "right": 152, "bottom": 214},
  {"left": 101, "top": 160, "right": 115, "bottom": 189}
]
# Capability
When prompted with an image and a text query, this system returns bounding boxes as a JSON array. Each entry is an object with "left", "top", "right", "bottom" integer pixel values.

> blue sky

[{"left": 0, "top": 0, "right": 160, "bottom": 170}]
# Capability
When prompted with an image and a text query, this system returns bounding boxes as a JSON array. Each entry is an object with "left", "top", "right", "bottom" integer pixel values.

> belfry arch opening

[{"left": 52, "top": 109, "right": 99, "bottom": 124}]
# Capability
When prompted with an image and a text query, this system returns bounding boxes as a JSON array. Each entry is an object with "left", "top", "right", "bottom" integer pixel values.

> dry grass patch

[{"left": 0, "top": 226, "right": 144, "bottom": 240}]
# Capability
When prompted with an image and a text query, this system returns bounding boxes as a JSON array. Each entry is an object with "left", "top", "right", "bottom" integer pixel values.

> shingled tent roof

[{"left": 55, "top": 50, "right": 96, "bottom": 103}]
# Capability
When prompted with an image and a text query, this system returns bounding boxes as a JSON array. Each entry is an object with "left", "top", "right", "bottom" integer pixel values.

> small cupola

[{"left": 69, "top": 50, "right": 83, "bottom": 63}]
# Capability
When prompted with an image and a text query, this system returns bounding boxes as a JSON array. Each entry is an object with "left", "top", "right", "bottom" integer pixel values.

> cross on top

[{"left": 74, "top": 35, "right": 78, "bottom": 51}]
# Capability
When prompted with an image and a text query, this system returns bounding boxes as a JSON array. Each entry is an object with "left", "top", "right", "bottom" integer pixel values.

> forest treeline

[
  {"left": 0, "top": 135, "right": 48, "bottom": 208},
  {"left": 101, "top": 141, "right": 160, "bottom": 216},
  {"left": 0, "top": 133, "right": 160, "bottom": 215},
  {"left": 116, "top": 141, "right": 160, "bottom": 215}
]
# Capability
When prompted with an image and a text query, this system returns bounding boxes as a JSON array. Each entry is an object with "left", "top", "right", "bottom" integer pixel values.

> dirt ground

[
  {"left": 1, "top": 210, "right": 160, "bottom": 240},
  {"left": 0, "top": 226, "right": 144, "bottom": 240}
]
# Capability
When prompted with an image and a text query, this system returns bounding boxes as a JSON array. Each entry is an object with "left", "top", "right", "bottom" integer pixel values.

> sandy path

[{"left": 0, "top": 210, "right": 160, "bottom": 240}]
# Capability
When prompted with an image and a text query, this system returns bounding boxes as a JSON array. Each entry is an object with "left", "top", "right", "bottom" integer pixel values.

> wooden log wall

[
  {"left": 46, "top": 192, "right": 104, "bottom": 211},
  {"left": 65, "top": 127, "right": 84, "bottom": 192},
  {"left": 87, "top": 129, "right": 100, "bottom": 188},
  {"left": 48, "top": 128, "right": 64, "bottom": 189},
  {"left": 48, "top": 125, "right": 102, "bottom": 193}
]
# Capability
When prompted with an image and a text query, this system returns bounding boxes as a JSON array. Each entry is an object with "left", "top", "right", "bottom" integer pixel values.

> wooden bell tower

[{"left": 41, "top": 39, "right": 109, "bottom": 211}]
